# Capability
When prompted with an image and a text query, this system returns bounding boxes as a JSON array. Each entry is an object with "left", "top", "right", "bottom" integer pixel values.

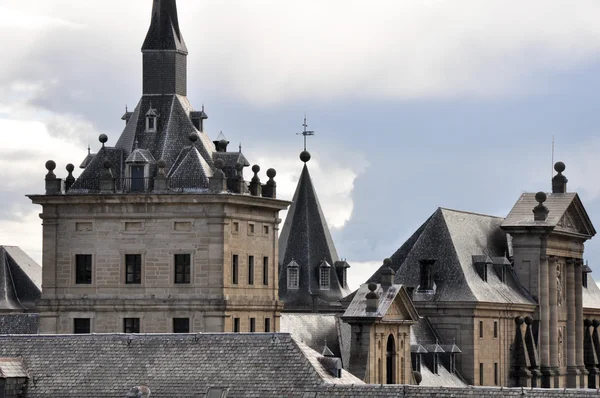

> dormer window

[
  {"left": 335, "top": 261, "right": 350, "bottom": 289},
  {"left": 319, "top": 260, "right": 331, "bottom": 290},
  {"left": 146, "top": 108, "right": 158, "bottom": 132},
  {"left": 418, "top": 259, "right": 435, "bottom": 292},
  {"left": 287, "top": 261, "right": 299, "bottom": 289}
]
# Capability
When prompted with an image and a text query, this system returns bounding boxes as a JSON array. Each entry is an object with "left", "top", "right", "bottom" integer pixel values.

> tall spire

[
  {"left": 142, "top": 0, "right": 188, "bottom": 96},
  {"left": 142, "top": 0, "right": 187, "bottom": 53}
]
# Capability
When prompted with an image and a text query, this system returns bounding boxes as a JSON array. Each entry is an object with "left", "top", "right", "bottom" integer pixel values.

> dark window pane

[
  {"left": 232, "top": 255, "right": 239, "bottom": 285},
  {"left": 173, "top": 318, "right": 190, "bottom": 333},
  {"left": 264, "top": 318, "right": 271, "bottom": 333},
  {"left": 124, "top": 318, "right": 140, "bottom": 333},
  {"left": 75, "top": 255, "right": 92, "bottom": 284},
  {"left": 125, "top": 254, "right": 142, "bottom": 284},
  {"left": 263, "top": 257, "right": 269, "bottom": 286},
  {"left": 248, "top": 256, "right": 254, "bottom": 285},
  {"left": 233, "top": 318, "right": 240, "bottom": 333},
  {"left": 250, "top": 318, "right": 256, "bottom": 333},
  {"left": 174, "top": 254, "right": 191, "bottom": 284},
  {"left": 74, "top": 318, "right": 90, "bottom": 334}
]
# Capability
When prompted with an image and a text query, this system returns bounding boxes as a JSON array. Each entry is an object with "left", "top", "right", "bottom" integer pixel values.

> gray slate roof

[
  {"left": 343, "top": 284, "right": 419, "bottom": 320},
  {"left": 370, "top": 208, "right": 535, "bottom": 305},
  {"left": 0, "top": 333, "right": 361, "bottom": 397},
  {"left": 0, "top": 314, "right": 39, "bottom": 334},
  {"left": 279, "top": 163, "right": 350, "bottom": 311},
  {"left": 142, "top": 0, "right": 187, "bottom": 53},
  {"left": 0, "top": 247, "right": 41, "bottom": 311}
]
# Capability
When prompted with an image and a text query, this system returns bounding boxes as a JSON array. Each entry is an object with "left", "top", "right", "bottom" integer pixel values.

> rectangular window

[
  {"left": 73, "top": 318, "right": 90, "bottom": 334},
  {"left": 265, "top": 318, "right": 271, "bottom": 332},
  {"left": 288, "top": 268, "right": 299, "bottom": 289},
  {"left": 494, "top": 321, "right": 498, "bottom": 338},
  {"left": 232, "top": 255, "right": 239, "bottom": 285},
  {"left": 75, "top": 254, "right": 92, "bottom": 284},
  {"left": 124, "top": 318, "right": 140, "bottom": 333},
  {"left": 479, "top": 320, "right": 483, "bottom": 338},
  {"left": 174, "top": 254, "right": 191, "bottom": 284},
  {"left": 494, "top": 362, "right": 498, "bottom": 385},
  {"left": 250, "top": 318, "right": 256, "bottom": 333},
  {"left": 249, "top": 224, "right": 255, "bottom": 234},
  {"left": 479, "top": 363, "right": 484, "bottom": 385},
  {"left": 248, "top": 256, "right": 254, "bottom": 285},
  {"left": 263, "top": 257, "right": 269, "bottom": 286},
  {"left": 233, "top": 222, "right": 239, "bottom": 233},
  {"left": 148, "top": 117, "right": 155, "bottom": 130},
  {"left": 263, "top": 225, "right": 269, "bottom": 235},
  {"left": 233, "top": 318, "right": 240, "bottom": 333},
  {"left": 173, "top": 318, "right": 190, "bottom": 333},
  {"left": 320, "top": 268, "right": 330, "bottom": 289},
  {"left": 125, "top": 254, "right": 142, "bottom": 284}
]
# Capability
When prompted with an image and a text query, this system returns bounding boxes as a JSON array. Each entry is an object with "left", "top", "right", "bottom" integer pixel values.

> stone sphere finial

[
  {"left": 515, "top": 316, "right": 524, "bottom": 325},
  {"left": 585, "top": 319, "right": 592, "bottom": 328},
  {"left": 413, "top": 371, "right": 423, "bottom": 385},
  {"left": 99, "top": 134, "right": 108, "bottom": 145},
  {"left": 189, "top": 132, "right": 199, "bottom": 143},
  {"left": 300, "top": 150, "right": 311, "bottom": 163},
  {"left": 45, "top": 160, "right": 56, "bottom": 171},
  {"left": 214, "top": 158, "right": 225, "bottom": 170},
  {"left": 66, "top": 163, "right": 74, "bottom": 173},
  {"left": 593, "top": 319, "right": 600, "bottom": 328},
  {"left": 267, "top": 168, "right": 276, "bottom": 179},
  {"left": 383, "top": 258, "right": 392, "bottom": 267},
  {"left": 157, "top": 159, "right": 166, "bottom": 169},
  {"left": 252, "top": 165, "right": 260, "bottom": 174},
  {"left": 235, "top": 163, "right": 244, "bottom": 172},
  {"left": 103, "top": 160, "right": 112, "bottom": 169},
  {"left": 524, "top": 316, "right": 533, "bottom": 326},
  {"left": 368, "top": 282, "right": 377, "bottom": 292},
  {"left": 554, "top": 161, "right": 566, "bottom": 174},
  {"left": 535, "top": 191, "right": 547, "bottom": 204}
]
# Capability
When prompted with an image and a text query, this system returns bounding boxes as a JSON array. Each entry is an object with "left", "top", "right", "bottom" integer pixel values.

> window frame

[
  {"left": 232, "top": 254, "right": 239, "bottom": 285},
  {"left": 174, "top": 253, "right": 191, "bottom": 284},
  {"left": 287, "top": 267, "right": 299, "bottom": 289},
  {"left": 73, "top": 318, "right": 91, "bottom": 334},
  {"left": 493, "top": 321, "right": 498, "bottom": 338},
  {"left": 123, "top": 317, "right": 140, "bottom": 333},
  {"left": 319, "top": 267, "right": 330, "bottom": 290},
  {"left": 75, "top": 254, "right": 93, "bottom": 285},
  {"left": 264, "top": 318, "right": 271, "bottom": 333},
  {"left": 173, "top": 318, "right": 190, "bottom": 333},
  {"left": 233, "top": 318, "right": 240, "bottom": 333},
  {"left": 248, "top": 256, "right": 255, "bottom": 285},
  {"left": 250, "top": 318, "right": 256, "bottom": 333},
  {"left": 263, "top": 257, "right": 269, "bottom": 286},
  {"left": 125, "top": 254, "right": 142, "bottom": 285},
  {"left": 479, "top": 320, "right": 484, "bottom": 338}
]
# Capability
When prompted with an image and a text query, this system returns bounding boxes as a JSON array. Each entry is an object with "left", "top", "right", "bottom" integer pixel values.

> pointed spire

[{"left": 142, "top": 0, "right": 187, "bottom": 53}]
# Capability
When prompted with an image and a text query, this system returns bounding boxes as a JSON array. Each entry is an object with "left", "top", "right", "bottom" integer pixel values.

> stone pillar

[
  {"left": 539, "top": 253, "right": 552, "bottom": 387},
  {"left": 548, "top": 256, "right": 560, "bottom": 387},
  {"left": 575, "top": 259, "right": 588, "bottom": 387},
  {"left": 566, "top": 258, "right": 580, "bottom": 387}
]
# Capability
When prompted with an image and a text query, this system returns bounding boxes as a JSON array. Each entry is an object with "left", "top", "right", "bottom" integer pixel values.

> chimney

[
  {"left": 213, "top": 131, "right": 228, "bottom": 152},
  {"left": 533, "top": 191, "right": 549, "bottom": 222},
  {"left": 366, "top": 283, "right": 379, "bottom": 313},
  {"left": 380, "top": 258, "right": 395, "bottom": 288},
  {"left": 552, "top": 161, "right": 568, "bottom": 194}
]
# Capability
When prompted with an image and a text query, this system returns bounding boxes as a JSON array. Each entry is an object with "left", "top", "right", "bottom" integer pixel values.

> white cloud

[{"left": 347, "top": 261, "right": 382, "bottom": 291}]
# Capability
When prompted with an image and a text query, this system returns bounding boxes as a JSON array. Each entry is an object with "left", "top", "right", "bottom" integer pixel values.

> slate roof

[
  {"left": 369, "top": 208, "right": 535, "bottom": 305},
  {"left": 502, "top": 193, "right": 596, "bottom": 237},
  {"left": 583, "top": 274, "right": 600, "bottom": 310},
  {"left": 343, "top": 283, "right": 419, "bottom": 320},
  {"left": 169, "top": 145, "right": 213, "bottom": 187},
  {"left": 0, "top": 314, "right": 39, "bottom": 334},
  {"left": 280, "top": 313, "right": 351, "bottom": 368},
  {"left": 279, "top": 163, "right": 350, "bottom": 311},
  {"left": 142, "top": 0, "right": 187, "bottom": 53},
  {"left": 0, "top": 247, "right": 41, "bottom": 311},
  {"left": 0, "top": 358, "right": 28, "bottom": 379},
  {"left": 0, "top": 333, "right": 363, "bottom": 397},
  {"left": 125, "top": 148, "right": 156, "bottom": 164}
]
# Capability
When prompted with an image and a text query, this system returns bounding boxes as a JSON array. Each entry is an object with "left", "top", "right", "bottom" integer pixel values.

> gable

[
  {"left": 554, "top": 197, "right": 596, "bottom": 238},
  {"left": 382, "top": 299, "right": 408, "bottom": 322}
]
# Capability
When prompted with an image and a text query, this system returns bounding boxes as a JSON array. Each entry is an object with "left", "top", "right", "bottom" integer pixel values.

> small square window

[
  {"left": 233, "top": 318, "right": 240, "bottom": 333},
  {"left": 173, "top": 318, "right": 190, "bottom": 333},
  {"left": 125, "top": 254, "right": 142, "bottom": 284},
  {"left": 233, "top": 222, "right": 240, "bottom": 233},
  {"left": 124, "top": 318, "right": 140, "bottom": 333},
  {"left": 75, "top": 254, "right": 93, "bottom": 284},
  {"left": 174, "top": 254, "right": 191, "bottom": 284},
  {"left": 248, "top": 224, "right": 255, "bottom": 234},
  {"left": 250, "top": 318, "right": 256, "bottom": 333},
  {"left": 74, "top": 318, "right": 90, "bottom": 334}
]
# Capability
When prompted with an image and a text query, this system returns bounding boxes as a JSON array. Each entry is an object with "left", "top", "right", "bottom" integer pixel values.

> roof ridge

[{"left": 439, "top": 207, "right": 504, "bottom": 220}]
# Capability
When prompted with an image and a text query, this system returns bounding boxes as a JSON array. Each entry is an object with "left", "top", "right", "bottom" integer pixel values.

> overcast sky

[{"left": 3, "top": 0, "right": 600, "bottom": 290}]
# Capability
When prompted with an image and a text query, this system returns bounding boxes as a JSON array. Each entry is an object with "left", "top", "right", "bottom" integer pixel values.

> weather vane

[{"left": 297, "top": 115, "right": 315, "bottom": 151}]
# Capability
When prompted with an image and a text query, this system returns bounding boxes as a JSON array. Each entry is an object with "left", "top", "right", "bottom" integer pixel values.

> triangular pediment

[
  {"left": 381, "top": 286, "right": 419, "bottom": 323},
  {"left": 555, "top": 196, "right": 596, "bottom": 238}
]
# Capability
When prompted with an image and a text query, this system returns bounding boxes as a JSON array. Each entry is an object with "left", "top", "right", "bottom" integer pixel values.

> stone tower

[{"left": 29, "top": 0, "right": 290, "bottom": 335}]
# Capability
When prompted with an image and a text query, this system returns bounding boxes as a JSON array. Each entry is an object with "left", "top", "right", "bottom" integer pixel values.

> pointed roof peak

[{"left": 142, "top": 0, "right": 188, "bottom": 53}]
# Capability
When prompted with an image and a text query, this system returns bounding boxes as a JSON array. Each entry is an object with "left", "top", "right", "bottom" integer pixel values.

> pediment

[
  {"left": 381, "top": 287, "right": 419, "bottom": 323},
  {"left": 555, "top": 197, "right": 596, "bottom": 238}
]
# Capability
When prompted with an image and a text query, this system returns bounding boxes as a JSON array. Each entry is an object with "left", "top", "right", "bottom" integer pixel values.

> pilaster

[
  {"left": 548, "top": 256, "right": 560, "bottom": 387},
  {"left": 575, "top": 259, "right": 588, "bottom": 387},
  {"left": 566, "top": 258, "right": 580, "bottom": 387},
  {"left": 539, "top": 252, "right": 552, "bottom": 387}
]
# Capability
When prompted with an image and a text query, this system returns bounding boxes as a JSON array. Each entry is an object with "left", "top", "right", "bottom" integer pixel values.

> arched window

[{"left": 386, "top": 335, "right": 396, "bottom": 384}]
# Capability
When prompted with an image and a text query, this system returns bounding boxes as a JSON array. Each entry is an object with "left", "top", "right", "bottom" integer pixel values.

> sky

[{"left": 2, "top": 0, "right": 600, "bottom": 290}]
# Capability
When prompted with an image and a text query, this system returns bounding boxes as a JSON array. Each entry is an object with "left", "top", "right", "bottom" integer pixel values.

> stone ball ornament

[
  {"left": 300, "top": 150, "right": 311, "bottom": 163},
  {"left": 189, "top": 132, "right": 199, "bottom": 143},
  {"left": 524, "top": 316, "right": 533, "bottom": 326},
  {"left": 252, "top": 165, "right": 260, "bottom": 174},
  {"left": 535, "top": 191, "right": 547, "bottom": 204},
  {"left": 554, "top": 161, "right": 566, "bottom": 173},
  {"left": 66, "top": 163, "right": 75, "bottom": 173},
  {"left": 45, "top": 160, "right": 57, "bottom": 171},
  {"left": 584, "top": 319, "right": 592, "bottom": 328},
  {"left": 157, "top": 159, "right": 166, "bottom": 169},
  {"left": 593, "top": 319, "right": 600, "bottom": 328},
  {"left": 515, "top": 316, "right": 524, "bottom": 325},
  {"left": 99, "top": 134, "right": 108, "bottom": 144},
  {"left": 214, "top": 158, "right": 225, "bottom": 170},
  {"left": 368, "top": 282, "right": 377, "bottom": 292},
  {"left": 267, "top": 168, "right": 277, "bottom": 179},
  {"left": 104, "top": 160, "right": 112, "bottom": 169}
]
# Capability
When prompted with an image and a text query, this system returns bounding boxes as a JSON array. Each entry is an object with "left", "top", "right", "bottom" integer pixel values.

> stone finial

[
  {"left": 533, "top": 191, "right": 549, "bottom": 222},
  {"left": 380, "top": 258, "right": 395, "bottom": 288},
  {"left": 300, "top": 150, "right": 311, "bottom": 163},
  {"left": 154, "top": 159, "right": 167, "bottom": 191},
  {"left": 262, "top": 168, "right": 277, "bottom": 198},
  {"left": 100, "top": 160, "right": 115, "bottom": 192},
  {"left": 250, "top": 165, "right": 262, "bottom": 197},
  {"left": 99, "top": 134, "right": 108, "bottom": 148},
  {"left": 209, "top": 158, "right": 227, "bottom": 193},
  {"left": 552, "top": 161, "right": 568, "bottom": 194},
  {"left": 189, "top": 132, "right": 199, "bottom": 145},
  {"left": 523, "top": 316, "right": 540, "bottom": 382},
  {"left": 233, "top": 162, "right": 245, "bottom": 194},
  {"left": 44, "top": 160, "right": 62, "bottom": 195},
  {"left": 413, "top": 371, "right": 423, "bottom": 385},
  {"left": 366, "top": 282, "right": 379, "bottom": 313},
  {"left": 65, "top": 164, "right": 75, "bottom": 192}
]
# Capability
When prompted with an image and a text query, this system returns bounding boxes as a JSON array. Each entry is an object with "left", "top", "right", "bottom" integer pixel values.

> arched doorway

[{"left": 386, "top": 334, "right": 396, "bottom": 384}]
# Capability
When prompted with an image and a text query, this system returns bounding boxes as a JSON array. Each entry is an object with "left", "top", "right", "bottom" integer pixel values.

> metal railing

[{"left": 67, "top": 177, "right": 247, "bottom": 194}]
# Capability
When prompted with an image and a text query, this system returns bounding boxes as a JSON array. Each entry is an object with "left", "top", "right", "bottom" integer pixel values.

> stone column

[
  {"left": 566, "top": 258, "right": 580, "bottom": 387},
  {"left": 575, "top": 259, "right": 588, "bottom": 387},
  {"left": 548, "top": 256, "right": 560, "bottom": 387},
  {"left": 539, "top": 253, "right": 552, "bottom": 387}
]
